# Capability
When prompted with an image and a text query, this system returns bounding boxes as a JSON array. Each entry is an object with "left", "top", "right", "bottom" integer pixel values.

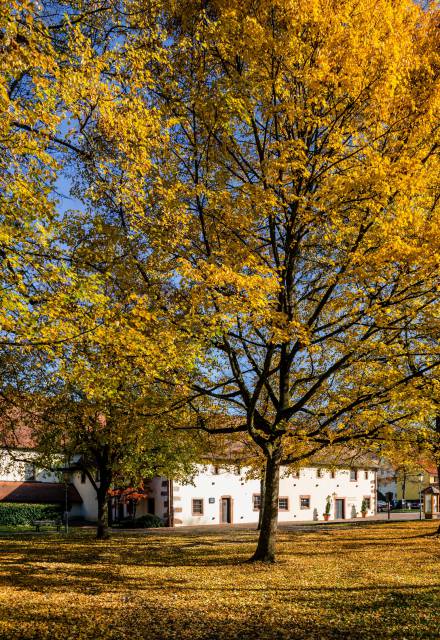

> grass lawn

[
  {"left": 0, "top": 525, "right": 34, "bottom": 533},
  {"left": 0, "top": 521, "right": 439, "bottom": 639}
]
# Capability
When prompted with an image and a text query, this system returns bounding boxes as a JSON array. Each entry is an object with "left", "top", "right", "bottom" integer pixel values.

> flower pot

[
  {"left": 323, "top": 514, "right": 330, "bottom": 521},
  {"left": 361, "top": 512, "right": 367, "bottom": 518}
]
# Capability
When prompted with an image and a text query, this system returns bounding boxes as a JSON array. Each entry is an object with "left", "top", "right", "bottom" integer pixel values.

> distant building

[{"left": 377, "top": 462, "right": 438, "bottom": 503}]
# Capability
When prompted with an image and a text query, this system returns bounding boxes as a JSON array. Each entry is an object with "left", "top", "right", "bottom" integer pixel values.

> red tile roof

[
  {"left": 0, "top": 402, "right": 38, "bottom": 449},
  {"left": 0, "top": 482, "right": 82, "bottom": 504}
]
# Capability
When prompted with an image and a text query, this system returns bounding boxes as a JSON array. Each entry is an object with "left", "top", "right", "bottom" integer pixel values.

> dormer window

[{"left": 24, "top": 463, "right": 35, "bottom": 481}]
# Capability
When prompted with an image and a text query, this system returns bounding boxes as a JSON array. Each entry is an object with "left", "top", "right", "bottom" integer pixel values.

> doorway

[
  {"left": 335, "top": 498, "right": 345, "bottom": 519},
  {"left": 147, "top": 497, "right": 155, "bottom": 514},
  {"left": 220, "top": 497, "right": 232, "bottom": 524}
]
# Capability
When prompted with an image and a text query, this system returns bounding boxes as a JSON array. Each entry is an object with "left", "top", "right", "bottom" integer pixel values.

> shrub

[
  {"left": 0, "top": 503, "right": 63, "bottom": 526},
  {"left": 115, "top": 514, "right": 164, "bottom": 529},
  {"left": 136, "top": 514, "right": 164, "bottom": 528}
]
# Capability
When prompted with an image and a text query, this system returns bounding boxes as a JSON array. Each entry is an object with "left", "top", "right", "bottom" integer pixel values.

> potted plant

[
  {"left": 361, "top": 499, "right": 368, "bottom": 518},
  {"left": 323, "top": 496, "right": 331, "bottom": 521}
]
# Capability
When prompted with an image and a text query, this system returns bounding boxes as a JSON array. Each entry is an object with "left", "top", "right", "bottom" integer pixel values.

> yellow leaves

[{"left": 0, "top": 524, "right": 439, "bottom": 639}]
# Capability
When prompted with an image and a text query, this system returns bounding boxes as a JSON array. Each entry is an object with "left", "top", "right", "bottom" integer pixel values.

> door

[
  {"left": 335, "top": 499, "right": 345, "bottom": 520},
  {"left": 118, "top": 501, "right": 124, "bottom": 521},
  {"left": 220, "top": 497, "right": 232, "bottom": 524},
  {"left": 147, "top": 498, "right": 155, "bottom": 514}
]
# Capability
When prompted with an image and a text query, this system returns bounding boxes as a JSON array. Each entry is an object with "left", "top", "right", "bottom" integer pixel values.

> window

[
  {"left": 81, "top": 471, "right": 87, "bottom": 484},
  {"left": 350, "top": 469, "right": 358, "bottom": 481},
  {"left": 330, "top": 470, "right": 336, "bottom": 479},
  {"left": 292, "top": 469, "right": 300, "bottom": 478},
  {"left": 278, "top": 497, "right": 289, "bottom": 511},
  {"left": 316, "top": 469, "right": 323, "bottom": 478},
  {"left": 253, "top": 494, "right": 261, "bottom": 511},
  {"left": 213, "top": 466, "right": 220, "bottom": 475},
  {"left": 364, "top": 471, "right": 369, "bottom": 480},
  {"left": 300, "top": 496, "right": 311, "bottom": 509},
  {"left": 192, "top": 499, "right": 204, "bottom": 515},
  {"left": 234, "top": 465, "right": 241, "bottom": 475},
  {"left": 24, "top": 463, "right": 35, "bottom": 481},
  {"left": 363, "top": 497, "right": 371, "bottom": 510}
]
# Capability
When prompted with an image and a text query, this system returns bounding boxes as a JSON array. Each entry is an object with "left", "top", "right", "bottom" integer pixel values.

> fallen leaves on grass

[{"left": 0, "top": 522, "right": 439, "bottom": 639}]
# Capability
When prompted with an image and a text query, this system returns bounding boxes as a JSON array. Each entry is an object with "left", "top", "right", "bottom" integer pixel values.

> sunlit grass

[{"left": 0, "top": 522, "right": 439, "bottom": 639}]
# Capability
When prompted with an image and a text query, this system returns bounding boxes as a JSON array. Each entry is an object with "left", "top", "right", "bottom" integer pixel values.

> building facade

[
  {"left": 146, "top": 463, "right": 378, "bottom": 526},
  {"left": 0, "top": 448, "right": 98, "bottom": 521},
  {"left": 1, "top": 446, "right": 378, "bottom": 526},
  {"left": 377, "top": 462, "right": 438, "bottom": 503}
]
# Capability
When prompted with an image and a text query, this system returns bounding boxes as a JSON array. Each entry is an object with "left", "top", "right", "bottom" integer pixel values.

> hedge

[{"left": 0, "top": 503, "right": 63, "bottom": 526}]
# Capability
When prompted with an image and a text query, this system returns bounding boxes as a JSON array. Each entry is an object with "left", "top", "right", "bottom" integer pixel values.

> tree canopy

[{"left": 1, "top": 0, "right": 439, "bottom": 558}]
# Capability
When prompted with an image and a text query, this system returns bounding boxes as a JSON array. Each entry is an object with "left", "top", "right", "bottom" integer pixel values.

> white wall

[
  {"left": 71, "top": 471, "right": 99, "bottom": 521},
  {"left": 0, "top": 449, "right": 58, "bottom": 482},
  {"left": 1, "top": 448, "right": 378, "bottom": 526},
  {"left": 172, "top": 465, "right": 377, "bottom": 526},
  {"left": 0, "top": 448, "right": 98, "bottom": 521}
]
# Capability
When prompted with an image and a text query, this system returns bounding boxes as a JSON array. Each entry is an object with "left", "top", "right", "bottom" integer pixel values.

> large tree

[{"left": 56, "top": 0, "right": 440, "bottom": 560}]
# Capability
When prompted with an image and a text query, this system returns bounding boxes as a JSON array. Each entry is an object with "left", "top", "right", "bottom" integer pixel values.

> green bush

[
  {"left": 115, "top": 514, "right": 164, "bottom": 529},
  {"left": 136, "top": 514, "right": 164, "bottom": 528},
  {"left": 0, "top": 503, "right": 63, "bottom": 526}
]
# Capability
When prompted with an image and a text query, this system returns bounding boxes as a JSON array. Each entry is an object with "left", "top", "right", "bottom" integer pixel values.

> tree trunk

[
  {"left": 96, "top": 454, "right": 112, "bottom": 539},
  {"left": 96, "top": 485, "right": 110, "bottom": 539},
  {"left": 402, "top": 471, "right": 406, "bottom": 502},
  {"left": 250, "top": 446, "right": 281, "bottom": 562},
  {"left": 435, "top": 416, "right": 440, "bottom": 535},
  {"left": 257, "top": 467, "right": 266, "bottom": 531},
  {"left": 436, "top": 461, "right": 440, "bottom": 536}
]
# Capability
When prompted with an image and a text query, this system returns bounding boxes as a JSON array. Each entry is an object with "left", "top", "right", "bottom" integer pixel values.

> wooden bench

[{"left": 32, "top": 519, "right": 62, "bottom": 532}]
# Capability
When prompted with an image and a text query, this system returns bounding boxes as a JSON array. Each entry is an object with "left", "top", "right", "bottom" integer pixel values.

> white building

[
  {"left": 1, "top": 435, "right": 378, "bottom": 526},
  {"left": 0, "top": 446, "right": 98, "bottom": 521},
  {"left": 144, "top": 463, "right": 377, "bottom": 526}
]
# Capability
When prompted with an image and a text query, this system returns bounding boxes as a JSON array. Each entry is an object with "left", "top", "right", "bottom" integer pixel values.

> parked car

[
  {"left": 391, "top": 500, "right": 420, "bottom": 510},
  {"left": 377, "top": 500, "right": 388, "bottom": 512}
]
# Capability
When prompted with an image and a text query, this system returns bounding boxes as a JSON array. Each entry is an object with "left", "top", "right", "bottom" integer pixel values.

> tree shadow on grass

[
  {"left": 0, "top": 529, "right": 439, "bottom": 640},
  {"left": 0, "top": 582, "right": 438, "bottom": 640}
]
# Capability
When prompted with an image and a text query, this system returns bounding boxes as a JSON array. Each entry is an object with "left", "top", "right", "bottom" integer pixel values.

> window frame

[
  {"left": 350, "top": 469, "right": 358, "bottom": 481},
  {"left": 300, "top": 495, "right": 311, "bottom": 510},
  {"left": 252, "top": 494, "right": 261, "bottom": 511},
  {"left": 278, "top": 497, "right": 289, "bottom": 511},
  {"left": 192, "top": 498, "right": 204, "bottom": 516}
]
